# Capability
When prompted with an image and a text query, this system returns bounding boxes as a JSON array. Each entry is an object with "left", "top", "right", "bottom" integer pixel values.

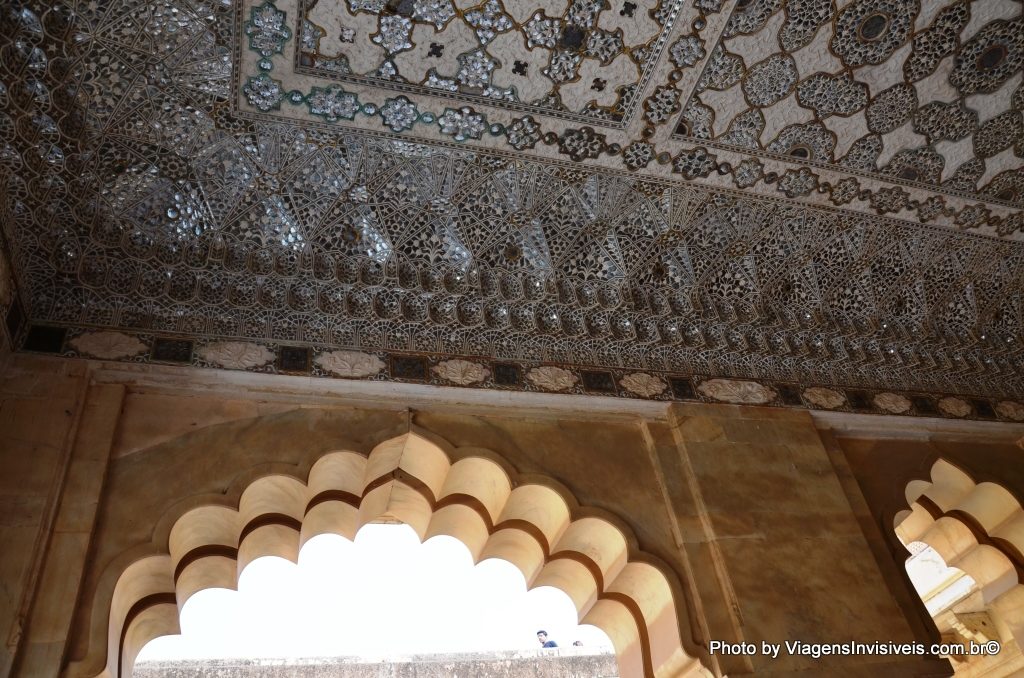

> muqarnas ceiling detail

[{"left": 0, "top": 0, "right": 1023, "bottom": 406}]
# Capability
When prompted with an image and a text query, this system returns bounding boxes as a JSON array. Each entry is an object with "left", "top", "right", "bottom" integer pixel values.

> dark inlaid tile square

[
  {"left": 581, "top": 370, "right": 615, "bottom": 393},
  {"left": 972, "top": 399, "right": 996, "bottom": 419},
  {"left": 151, "top": 337, "right": 193, "bottom": 363},
  {"left": 776, "top": 383, "right": 802, "bottom": 406},
  {"left": 278, "top": 345, "right": 311, "bottom": 373},
  {"left": 5, "top": 298, "right": 25, "bottom": 343},
  {"left": 911, "top": 396, "right": 937, "bottom": 416},
  {"left": 669, "top": 377, "right": 696, "bottom": 400},
  {"left": 492, "top": 362, "right": 521, "bottom": 386},
  {"left": 847, "top": 390, "right": 872, "bottom": 411},
  {"left": 23, "top": 325, "right": 66, "bottom": 353},
  {"left": 390, "top": 354, "right": 427, "bottom": 381}
]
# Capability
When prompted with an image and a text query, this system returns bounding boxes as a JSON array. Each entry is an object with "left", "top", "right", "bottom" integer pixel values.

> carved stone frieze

[
  {"left": 315, "top": 350, "right": 386, "bottom": 377},
  {"left": 698, "top": 379, "right": 776, "bottom": 404},
  {"left": 432, "top": 359, "right": 490, "bottom": 385},
  {"left": 802, "top": 387, "right": 846, "bottom": 411},
  {"left": 197, "top": 342, "right": 276, "bottom": 369},
  {"left": 996, "top": 400, "right": 1024, "bottom": 422},
  {"left": 527, "top": 366, "right": 578, "bottom": 392},
  {"left": 40, "top": 327, "right": 1024, "bottom": 423},
  {"left": 620, "top": 372, "right": 667, "bottom": 398},
  {"left": 69, "top": 332, "right": 147, "bottom": 361},
  {"left": 938, "top": 397, "right": 972, "bottom": 418},
  {"left": 873, "top": 392, "right": 912, "bottom": 414}
]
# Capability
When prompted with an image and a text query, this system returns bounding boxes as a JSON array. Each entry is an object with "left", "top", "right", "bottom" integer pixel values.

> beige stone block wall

[
  {"left": 0, "top": 354, "right": 89, "bottom": 676},
  {"left": 8, "top": 355, "right": 1021, "bottom": 677},
  {"left": 666, "top": 404, "right": 950, "bottom": 677},
  {"left": 17, "top": 382, "right": 124, "bottom": 677}
]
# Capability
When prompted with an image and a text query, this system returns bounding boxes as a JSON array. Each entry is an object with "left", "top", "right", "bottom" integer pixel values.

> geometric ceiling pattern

[
  {"left": 675, "top": 0, "right": 1024, "bottom": 211},
  {"left": 0, "top": 0, "right": 1023, "bottom": 403}
]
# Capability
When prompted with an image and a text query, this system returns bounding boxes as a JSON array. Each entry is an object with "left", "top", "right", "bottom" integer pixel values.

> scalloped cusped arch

[
  {"left": 894, "top": 458, "right": 1024, "bottom": 649},
  {"left": 895, "top": 459, "right": 1024, "bottom": 604},
  {"left": 91, "top": 433, "right": 712, "bottom": 678}
]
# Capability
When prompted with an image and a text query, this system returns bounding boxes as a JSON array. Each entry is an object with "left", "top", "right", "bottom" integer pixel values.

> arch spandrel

[
  {"left": 69, "top": 429, "right": 712, "bottom": 678},
  {"left": 66, "top": 407, "right": 415, "bottom": 672}
]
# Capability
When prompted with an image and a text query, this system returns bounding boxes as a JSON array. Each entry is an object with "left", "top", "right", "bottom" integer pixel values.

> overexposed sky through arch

[{"left": 137, "top": 523, "right": 614, "bottom": 662}]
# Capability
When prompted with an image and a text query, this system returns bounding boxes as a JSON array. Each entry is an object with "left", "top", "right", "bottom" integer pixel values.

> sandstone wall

[
  {"left": 0, "top": 355, "right": 92, "bottom": 675},
  {"left": 2, "top": 353, "right": 1018, "bottom": 677}
]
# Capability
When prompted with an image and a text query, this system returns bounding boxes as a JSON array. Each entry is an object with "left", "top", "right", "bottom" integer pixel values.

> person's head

[{"left": 536, "top": 631, "right": 548, "bottom": 645}]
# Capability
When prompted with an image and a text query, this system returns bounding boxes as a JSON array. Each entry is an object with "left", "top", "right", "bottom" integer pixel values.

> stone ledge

[{"left": 134, "top": 650, "right": 619, "bottom": 677}]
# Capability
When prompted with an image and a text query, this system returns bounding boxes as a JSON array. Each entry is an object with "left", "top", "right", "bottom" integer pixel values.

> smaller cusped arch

[
  {"left": 896, "top": 459, "right": 1024, "bottom": 605},
  {"left": 918, "top": 517, "right": 1016, "bottom": 603},
  {"left": 922, "top": 459, "right": 976, "bottom": 511},
  {"left": 902, "top": 462, "right": 1022, "bottom": 528},
  {"left": 962, "top": 483, "right": 1023, "bottom": 536},
  {"left": 898, "top": 459, "right": 1024, "bottom": 568},
  {"left": 85, "top": 433, "right": 713, "bottom": 678}
]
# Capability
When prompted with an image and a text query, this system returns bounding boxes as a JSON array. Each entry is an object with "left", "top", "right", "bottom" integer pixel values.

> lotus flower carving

[
  {"left": 937, "top": 397, "right": 971, "bottom": 418},
  {"left": 620, "top": 372, "right": 667, "bottom": 397},
  {"left": 527, "top": 366, "right": 578, "bottom": 392},
  {"left": 996, "top": 400, "right": 1024, "bottom": 421},
  {"left": 873, "top": 393, "right": 911, "bottom": 414},
  {"left": 315, "top": 350, "right": 385, "bottom": 377},
  {"left": 197, "top": 342, "right": 275, "bottom": 369},
  {"left": 698, "top": 379, "right": 776, "bottom": 404},
  {"left": 802, "top": 387, "right": 846, "bottom": 410},
  {"left": 432, "top": 359, "right": 490, "bottom": 385},
  {"left": 70, "top": 332, "right": 146, "bottom": 360}
]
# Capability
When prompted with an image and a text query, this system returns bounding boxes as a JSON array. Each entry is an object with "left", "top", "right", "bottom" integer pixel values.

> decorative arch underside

[
  {"left": 87, "top": 433, "right": 710, "bottom": 678},
  {"left": 897, "top": 459, "right": 1024, "bottom": 601},
  {"left": 895, "top": 458, "right": 1024, "bottom": 652}
]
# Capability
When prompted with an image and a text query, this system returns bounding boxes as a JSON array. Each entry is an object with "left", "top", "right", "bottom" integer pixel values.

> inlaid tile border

[{"left": 16, "top": 322, "right": 1024, "bottom": 424}]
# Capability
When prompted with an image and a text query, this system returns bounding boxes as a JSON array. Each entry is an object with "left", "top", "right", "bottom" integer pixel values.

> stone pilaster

[{"left": 666, "top": 403, "right": 951, "bottom": 676}]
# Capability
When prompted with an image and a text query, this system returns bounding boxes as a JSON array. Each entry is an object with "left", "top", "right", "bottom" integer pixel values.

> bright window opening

[
  {"left": 137, "top": 523, "right": 615, "bottom": 666},
  {"left": 904, "top": 541, "right": 978, "bottom": 616}
]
